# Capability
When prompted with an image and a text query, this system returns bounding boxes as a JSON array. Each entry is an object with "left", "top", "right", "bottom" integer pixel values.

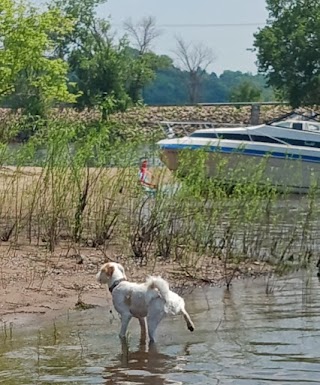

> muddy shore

[{"left": 0, "top": 240, "right": 272, "bottom": 328}]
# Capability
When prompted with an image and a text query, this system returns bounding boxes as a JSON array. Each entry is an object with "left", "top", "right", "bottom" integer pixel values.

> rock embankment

[{"left": 1, "top": 105, "right": 319, "bottom": 138}]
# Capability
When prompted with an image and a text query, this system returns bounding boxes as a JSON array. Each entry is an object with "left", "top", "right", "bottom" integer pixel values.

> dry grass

[{"left": 0, "top": 165, "right": 172, "bottom": 245}]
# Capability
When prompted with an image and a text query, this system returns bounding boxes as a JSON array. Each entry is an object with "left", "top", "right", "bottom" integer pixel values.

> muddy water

[{"left": 1, "top": 274, "right": 320, "bottom": 385}]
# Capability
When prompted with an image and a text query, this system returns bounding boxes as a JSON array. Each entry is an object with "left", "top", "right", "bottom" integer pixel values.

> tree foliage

[
  {"left": 254, "top": 0, "right": 320, "bottom": 107},
  {"left": 50, "top": 2, "right": 170, "bottom": 115},
  {"left": 143, "top": 68, "right": 272, "bottom": 105},
  {"left": 0, "top": 0, "right": 76, "bottom": 115},
  {"left": 230, "top": 81, "right": 262, "bottom": 103},
  {"left": 0, "top": 0, "right": 276, "bottom": 117},
  {"left": 124, "top": 16, "right": 171, "bottom": 102},
  {"left": 51, "top": 0, "right": 132, "bottom": 115}
]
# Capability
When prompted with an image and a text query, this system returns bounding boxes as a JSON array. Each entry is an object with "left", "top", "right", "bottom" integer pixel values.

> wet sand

[{"left": 0, "top": 242, "right": 270, "bottom": 326}]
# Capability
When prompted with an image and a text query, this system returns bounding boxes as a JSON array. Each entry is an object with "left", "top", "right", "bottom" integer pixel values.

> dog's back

[{"left": 112, "top": 281, "right": 153, "bottom": 318}]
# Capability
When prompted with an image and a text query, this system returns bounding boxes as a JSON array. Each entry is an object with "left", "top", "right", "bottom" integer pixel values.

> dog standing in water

[{"left": 96, "top": 262, "right": 194, "bottom": 342}]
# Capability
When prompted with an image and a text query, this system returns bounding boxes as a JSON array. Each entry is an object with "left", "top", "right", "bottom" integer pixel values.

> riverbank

[
  {"left": 0, "top": 241, "right": 272, "bottom": 326},
  {"left": 0, "top": 162, "right": 314, "bottom": 328}
]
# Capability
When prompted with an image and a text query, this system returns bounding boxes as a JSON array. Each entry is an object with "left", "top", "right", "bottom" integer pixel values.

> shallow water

[{"left": 1, "top": 274, "right": 320, "bottom": 385}]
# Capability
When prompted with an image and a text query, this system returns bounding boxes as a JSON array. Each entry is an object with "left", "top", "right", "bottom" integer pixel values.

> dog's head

[{"left": 96, "top": 262, "right": 127, "bottom": 285}]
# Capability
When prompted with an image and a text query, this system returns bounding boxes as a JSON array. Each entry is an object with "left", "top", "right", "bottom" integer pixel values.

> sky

[
  {"left": 101, "top": 0, "right": 269, "bottom": 75},
  {"left": 34, "top": 0, "right": 269, "bottom": 75}
]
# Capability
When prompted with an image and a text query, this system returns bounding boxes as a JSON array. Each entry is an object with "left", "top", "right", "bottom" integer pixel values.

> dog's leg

[
  {"left": 181, "top": 308, "right": 194, "bottom": 332},
  {"left": 138, "top": 317, "right": 147, "bottom": 342},
  {"left": 120, "top": 338, "right": 129, "bottom": 366},
  {"left": 147, "top": 311, "right": 164, "bottom": 343},
  {"left": 119, "top": 313, "right": 132, "bottom": 339}
]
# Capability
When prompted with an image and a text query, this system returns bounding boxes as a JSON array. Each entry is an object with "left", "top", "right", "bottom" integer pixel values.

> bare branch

[
  {"left": 175, "top": 38, "right": 193, "bottom": 72},
  {"left": 174, "top": 36, "right": 215, "bottom": 73},
  {"left": 173, "top": 37, "right": 215, "bottom": 104},
  {"left": 124, "top": 16, "right": 161, "bottom": 54}
]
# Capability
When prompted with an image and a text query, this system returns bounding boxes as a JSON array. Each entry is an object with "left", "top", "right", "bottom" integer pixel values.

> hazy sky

[
  {"left": 102, "top": 0, "right": 269, "bottom": 75},
  {"left": 34, "top": 0, "right": 269, "bottom": 75}
]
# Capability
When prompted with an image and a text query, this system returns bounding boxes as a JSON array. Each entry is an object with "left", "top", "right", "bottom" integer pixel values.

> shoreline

[{"left": 0, "top": 243, "right": 272, "bottom": 327}]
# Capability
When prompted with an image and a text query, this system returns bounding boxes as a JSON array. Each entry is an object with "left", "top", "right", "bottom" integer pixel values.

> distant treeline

[{"left": 143, "top": 68, "right": 274, "bottom": 105}]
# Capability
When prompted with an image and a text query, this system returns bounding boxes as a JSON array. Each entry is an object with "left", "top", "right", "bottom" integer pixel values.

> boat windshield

[
  {"left": 275, "top": 122, "right": 292, "bottom": 128},
  {"left": 307, "top": 123, "right": 320, "bottom": 132},
  {"left": 189, "top": 132, "right": 217, "bottom": 138}
]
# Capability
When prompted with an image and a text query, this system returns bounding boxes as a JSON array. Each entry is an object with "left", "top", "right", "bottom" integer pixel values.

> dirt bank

[{"left": 0, "top": 241, "right": 271, "bottom": 327}]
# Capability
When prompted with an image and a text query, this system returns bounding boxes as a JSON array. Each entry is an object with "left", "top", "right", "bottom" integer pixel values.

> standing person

[{"left": 138, "top": 159, "right": 157, "bottom": 190}]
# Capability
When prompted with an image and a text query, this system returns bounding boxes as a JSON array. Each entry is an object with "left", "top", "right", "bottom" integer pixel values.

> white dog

[{"left": 96, "top": 262, "right": 194, "bottom": 342}]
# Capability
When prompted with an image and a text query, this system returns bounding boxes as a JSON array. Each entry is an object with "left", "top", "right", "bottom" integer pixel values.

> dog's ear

[{"left": 106, "top": 264, "right": 115, "bottom": 277}]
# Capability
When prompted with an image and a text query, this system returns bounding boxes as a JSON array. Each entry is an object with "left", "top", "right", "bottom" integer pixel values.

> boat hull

[{"left": 159, "top": 147, "right": 320, "bottom": 193}]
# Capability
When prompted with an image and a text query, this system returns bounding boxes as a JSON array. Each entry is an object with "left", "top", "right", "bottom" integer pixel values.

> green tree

[
  {"left": 230, "top": 81, "right": 262, "bottom": 103},
  {"left": 143, "top": 66, "right": 189, "bottom": 105},
  {"left": 67, "top": 24, "right": 132, "bottom": 116},
  {"left": 0, "top": 0, "right": 76, "bottom": 115},
  {"left": 51, "top": 0, "right": 132, "bottom": 116},
  {"left": 143, "top": 68, "right": 274, "bottom": 105},
  {"left": 254, "top": 0, "right": 320, "bottom": 107},
  {"left": 124, "top": 17, "right": 170, "bottom": 102},
  {"left": 51, "top": 1, "right": 170, "bottom": 115}
]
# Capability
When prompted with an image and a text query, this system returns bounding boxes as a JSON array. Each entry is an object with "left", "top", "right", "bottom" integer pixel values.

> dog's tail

[
  {"left": 146, "top": 276, "right": 170, "bottom": 302},
  {"left": 182, "top": 308, "right": 195, "bottom": 332}
]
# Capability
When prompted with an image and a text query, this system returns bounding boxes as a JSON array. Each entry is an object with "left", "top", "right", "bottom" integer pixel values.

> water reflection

[
  {"left": 103, "top": 339, "right": 183, "bottom": 385},
  {"left": 1, "top": 275, "right": 320, "bottom": 385}
]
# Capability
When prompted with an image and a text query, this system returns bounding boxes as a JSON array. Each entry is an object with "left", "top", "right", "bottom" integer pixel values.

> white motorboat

[{"left": 157, "top": 119, "right": 320, "bottom": 193}]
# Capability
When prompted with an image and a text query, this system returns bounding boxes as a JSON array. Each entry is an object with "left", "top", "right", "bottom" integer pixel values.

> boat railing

[{"left": 158, "top": 121, "right": 248, "bottom": 138}]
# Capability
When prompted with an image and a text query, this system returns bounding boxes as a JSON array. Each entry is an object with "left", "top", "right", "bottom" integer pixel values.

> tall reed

[{"left": 0, "top": 119, "right": 318, "bottom": 286}]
